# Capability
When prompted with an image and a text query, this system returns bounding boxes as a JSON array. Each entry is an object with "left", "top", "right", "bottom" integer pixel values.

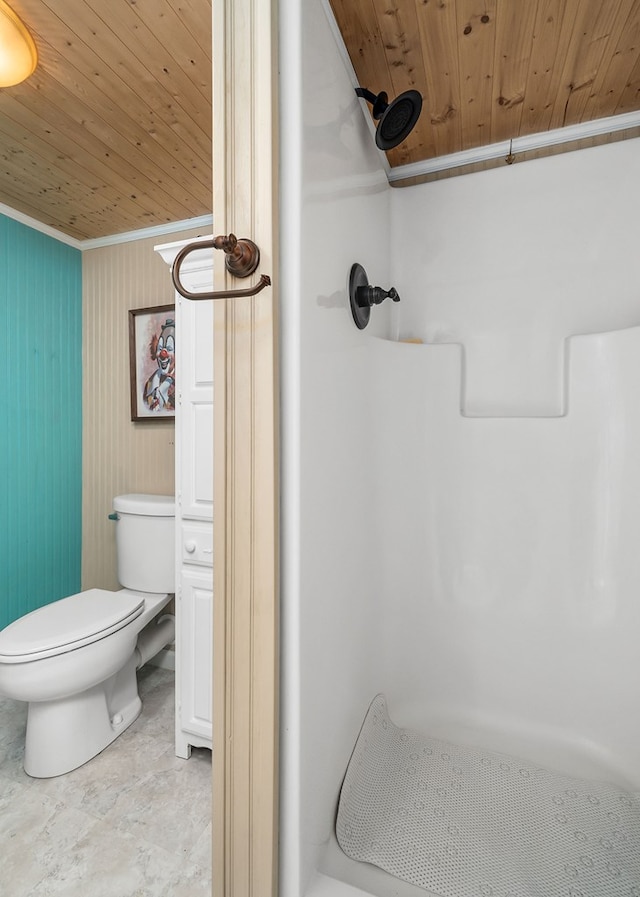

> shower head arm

[{"left": 355, "top": 87, "right": 389, "bottom": 120}]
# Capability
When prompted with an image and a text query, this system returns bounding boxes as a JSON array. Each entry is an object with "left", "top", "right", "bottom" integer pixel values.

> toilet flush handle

[{"left": 108, "top": 512, "right": 119, "bottom": 521}]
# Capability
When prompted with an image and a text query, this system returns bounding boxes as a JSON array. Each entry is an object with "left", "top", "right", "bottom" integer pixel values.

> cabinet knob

[{"left": 184, "top": 540, "right": 197, "bottom": 554}]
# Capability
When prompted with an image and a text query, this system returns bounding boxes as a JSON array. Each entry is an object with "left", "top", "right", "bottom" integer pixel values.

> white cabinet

[
  {"left": 155, "top": 236, "right": 213, "bottom": 758},
  {"left": 179, "top": 566, "right": 213, "bottom": 746}
]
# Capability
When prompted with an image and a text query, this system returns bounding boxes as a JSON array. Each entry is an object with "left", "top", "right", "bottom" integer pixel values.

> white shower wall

[
  {"left": 389, "top": 140, "right": 640, "bottom": 416},
  {"left": 279, "top": 1, "right": 392, "bottom": 894},
  {"left": 370, "top": 328, "right": 640, "bottom": 785},
  {"left": 378, "top": 140, "right": 640, "bottom": 787},
  {"left": 280, "top": 3, "right": 640, "bottom": 895}
]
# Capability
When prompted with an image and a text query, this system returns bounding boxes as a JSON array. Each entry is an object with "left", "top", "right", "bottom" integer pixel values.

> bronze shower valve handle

[
  {"left": 213, "top": 233, "right": 261, "bottom": 278},
  {"left": 349, "top": 262, "right": 400, "bottom": 329}
]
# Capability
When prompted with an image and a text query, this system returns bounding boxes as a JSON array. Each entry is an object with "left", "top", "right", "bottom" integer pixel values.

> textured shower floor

[{"left": 335, "top": 695, "right": 640, "bottom": 897}]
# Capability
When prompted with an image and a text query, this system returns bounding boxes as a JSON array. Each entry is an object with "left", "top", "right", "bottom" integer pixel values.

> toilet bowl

[{"left": 0, "top": 494, "right": 176, "bottom": 778}]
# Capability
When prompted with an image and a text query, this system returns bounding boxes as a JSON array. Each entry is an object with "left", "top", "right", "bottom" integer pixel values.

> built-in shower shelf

[{"left": 374, "top": 323, "right": 640, "bottom": 419}]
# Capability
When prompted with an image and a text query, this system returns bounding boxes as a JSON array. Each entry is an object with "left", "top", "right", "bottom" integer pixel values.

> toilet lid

[{"left": 0, "top": 589, "right": 144, "bottom": 663}]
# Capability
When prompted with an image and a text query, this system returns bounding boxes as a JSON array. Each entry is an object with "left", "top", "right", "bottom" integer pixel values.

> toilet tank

[{"left": 112, "top": 494, "right": 175, "bottom": 593}]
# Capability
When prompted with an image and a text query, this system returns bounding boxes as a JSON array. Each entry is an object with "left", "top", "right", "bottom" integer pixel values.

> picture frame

[{"left": 128, "top": 304, "right": 176, "bottom": 421}]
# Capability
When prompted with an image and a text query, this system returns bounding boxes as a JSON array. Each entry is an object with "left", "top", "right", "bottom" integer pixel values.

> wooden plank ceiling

[
  {"left": 2, "top": 1, "right": 639, "bottom": 239},
  {"left": 0, "top": 0, "right": 212, "bottom": 241},
  {"left": 330, "top": 0, "right": 640, "bottom": 169}
]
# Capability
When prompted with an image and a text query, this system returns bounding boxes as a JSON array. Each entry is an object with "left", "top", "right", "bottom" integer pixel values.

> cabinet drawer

[{"left": 181, "top": 523, "right": 213, "bottom": 567}]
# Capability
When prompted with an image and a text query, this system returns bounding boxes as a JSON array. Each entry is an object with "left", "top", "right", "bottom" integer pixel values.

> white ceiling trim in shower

[{"left": 387, "top": 110, "right": 640, "bottom": 183}]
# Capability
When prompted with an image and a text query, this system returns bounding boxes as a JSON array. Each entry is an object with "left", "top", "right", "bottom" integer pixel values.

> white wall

[{"left": 279, "top": 1, "right": 392, "bottom": 893}]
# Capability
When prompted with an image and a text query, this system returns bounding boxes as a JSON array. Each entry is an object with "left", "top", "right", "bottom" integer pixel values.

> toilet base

[{"left": 24, "top": 654, "right": 141, "bottom": 778}]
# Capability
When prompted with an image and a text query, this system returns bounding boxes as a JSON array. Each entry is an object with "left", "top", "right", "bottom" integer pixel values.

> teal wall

[{"left": 0, "top": 214, "right": 82, "bottom": 630}]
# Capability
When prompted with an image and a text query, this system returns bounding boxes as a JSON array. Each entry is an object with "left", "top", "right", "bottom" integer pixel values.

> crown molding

[
  {"left": 387, "top": 111, "right": 640, "bottom": 183},
  {"left": 0, "top": 203, "right": 213, "bottom": 251}
]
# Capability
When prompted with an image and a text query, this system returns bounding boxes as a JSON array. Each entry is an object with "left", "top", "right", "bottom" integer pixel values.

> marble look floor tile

[
  {"left": 109, "top": 749, "right": 212, "bottom": 857},
  {"left": 0, "top": 732, "right": 33, "bottom": 786},
  {"left": 187, "top": 820, "right": 212, "bottom": 869},
  {"left": 160, "top": 852, "right": 213, "bottom": 897},
  {"left": 29, "top": 819, "right": 182, "bottom": 897},
  {"left": 131, "top": 667, "right": 175, "bottom": 741},
  {"left": 0, "top": 668, "right": 211, "bottom": 896},
  {"left": 0, "top": 695, "right": 27, "bottom": 739},
  {"left": 35, "top": 730, "right": 178, "bottom": 819},
  {"left": 1, "top": 781, "right": 98, "bottom": 897}
]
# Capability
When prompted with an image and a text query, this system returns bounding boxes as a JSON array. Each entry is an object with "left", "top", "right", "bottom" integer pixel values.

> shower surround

[{"left": 279, "top": 2, "right": 640, "bottom": 895}]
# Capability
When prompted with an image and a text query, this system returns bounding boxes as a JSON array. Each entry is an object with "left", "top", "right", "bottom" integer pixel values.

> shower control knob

[
  {"left": 349, "top": 263, "right": 401, "bottom": 329},
  {"left": 356, "top": 284, "right": 400, "bottom": 307}
]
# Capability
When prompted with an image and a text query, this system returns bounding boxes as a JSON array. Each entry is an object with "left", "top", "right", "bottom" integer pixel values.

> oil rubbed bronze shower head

[{"left": 355, "top": 87, "right": 423, "bottom": 151}]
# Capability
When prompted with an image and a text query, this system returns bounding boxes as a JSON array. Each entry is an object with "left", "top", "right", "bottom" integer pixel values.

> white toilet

[{"left": 0, "top": 494, "right": 176, "bottom": 778}]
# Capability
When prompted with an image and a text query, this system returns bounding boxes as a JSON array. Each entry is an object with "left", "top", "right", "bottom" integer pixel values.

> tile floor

[{"left": 0, "top": 666, "right": 211, "bottom": 897}]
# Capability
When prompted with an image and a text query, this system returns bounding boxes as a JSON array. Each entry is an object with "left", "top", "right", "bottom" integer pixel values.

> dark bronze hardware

[
  {"left": 171, "top": 237, "right": 271, "bottom": 302},
  {"left": 505, "top": 139, "right": 515, "bottom": 165},
  {"left": 349, "top": 263, "right": 400, "bottom": 330},
  {"left": 212, "top": 233, "right": 260, "bottom": 278}
]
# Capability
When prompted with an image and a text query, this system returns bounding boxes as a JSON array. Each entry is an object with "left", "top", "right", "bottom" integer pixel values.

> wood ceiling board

[
  {"left": 112, "top": 0, "right": 212, "bottom": 89},
  {"left": 550, "top": 0, "right": 630, "bottom": 129},
  {"left": 30, "top": 0, "right": 212, "bottom": 167},
  {"left": 0, "top": 88, "right": 199, "bottom": 225},
  {"left": 82, "top": 0, "right": 212, "bottom": 122},
  {"left": 490, "top": 0, "right": 539, "bottom": 144},
  {"left": 0, "top": 106, "right": 181, "bottom": 228},
  {"left": 8, "top": 75, "right": 207, "bottom": 212},
  {"left": 329, "top": 0, "right": 394, "bottom": 104},
  {"left": 519, "top": 0, "right": 580, "bottom": 136},
  {"left": 615, "top": 52, "right": 640, "bottom": 113},
  {"left": 0, "top": 0, "right": 212, "bottom": 240},
  {"left": 455, "top": 0, "right": 497, "bottom": 152},
  {"left": 0, "top": 159, "right": 124, "bottom": 241},
  {"left": 331, "top": 0, "right": 640, "bottom": 170},
  {"left": 20, "top": 10, "right": 211, "bottom": 190},
  {"left": 368, "top": 0, "right": 428, "bottom": 166},
  {"left": 583, "top": 0, "right": 640, "bottom": 120},
  {"left": 165, "top": 0, "right": 214, "bottom": 56},
  {"left": 414, "top": 0, "right": 459, "bottom": 159}
]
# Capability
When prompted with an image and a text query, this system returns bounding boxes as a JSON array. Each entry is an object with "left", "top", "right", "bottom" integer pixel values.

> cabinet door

[
  {"left": 177, "top": 295, "right": 214, "bottom": 520},
  {"left": 177, "top": 568, "right": 213, "bottom": 751}
]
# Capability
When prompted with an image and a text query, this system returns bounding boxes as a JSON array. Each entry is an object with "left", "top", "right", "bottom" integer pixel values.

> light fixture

[{"left": 0, "top": 0, "right": 37, "bottom": 88}]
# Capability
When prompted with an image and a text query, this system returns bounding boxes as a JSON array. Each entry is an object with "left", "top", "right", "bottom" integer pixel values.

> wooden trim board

[{"left": 212, "top": 0, "right": 279, "bottom": 894}]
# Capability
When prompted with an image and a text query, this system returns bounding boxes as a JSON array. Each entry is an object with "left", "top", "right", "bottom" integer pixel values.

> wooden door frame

[{"left": 212, "top": 1, "right": 279, "bottom": 895}]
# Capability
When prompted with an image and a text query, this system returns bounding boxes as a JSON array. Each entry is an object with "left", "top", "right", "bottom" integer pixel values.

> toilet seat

[{"left": 0, "top": 589, "right": 144, "bottom": 663}]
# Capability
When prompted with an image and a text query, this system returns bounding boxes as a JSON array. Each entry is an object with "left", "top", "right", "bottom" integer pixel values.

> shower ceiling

[
  {"left": 330, "top": 0, "right": 640, "bottom": 176},
  {"left": 0, "top": 0, "right": 211, "bottom": 241}
]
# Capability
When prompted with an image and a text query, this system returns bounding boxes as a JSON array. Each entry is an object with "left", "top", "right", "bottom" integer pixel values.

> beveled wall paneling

[
  {"left": 81, "top": 225, "right": 205, "bottom": 590},
  {"left": 1, "top": 213, "right": 82, "bottom": 628}
]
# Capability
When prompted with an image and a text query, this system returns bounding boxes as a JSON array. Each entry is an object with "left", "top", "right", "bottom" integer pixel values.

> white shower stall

[{"left": 279, "top": 2, "right": 640, "bottom": 895}]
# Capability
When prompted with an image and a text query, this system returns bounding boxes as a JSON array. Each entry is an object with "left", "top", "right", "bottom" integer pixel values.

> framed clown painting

[{"left": 128, "top": 304, "right": 176, "bottom": 421}]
